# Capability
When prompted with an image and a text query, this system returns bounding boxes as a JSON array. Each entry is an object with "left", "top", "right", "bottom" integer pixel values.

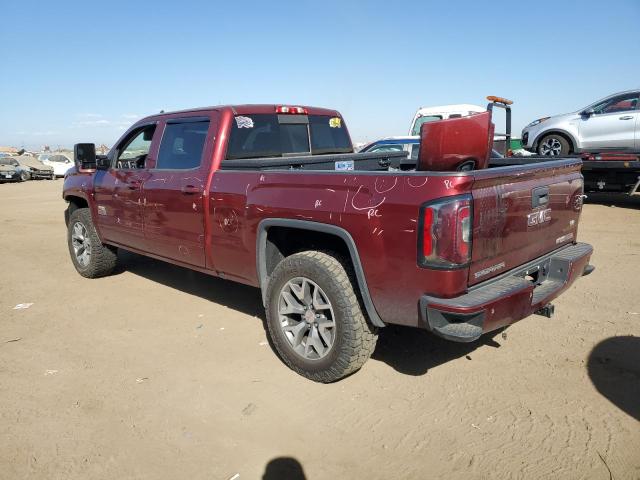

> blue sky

[{"left": 1, "top": 0, "right": 639, "bottom": 149}]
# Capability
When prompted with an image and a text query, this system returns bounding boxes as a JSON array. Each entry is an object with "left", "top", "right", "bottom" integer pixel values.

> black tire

[
  {"left": 67, "top": 207, "right": 118, "bottom": 278},
  {"left": 19, "top": 171, "right": 30, "bottom": 182},
  {"left": 537, "top": 134, "right": 571, "bottom": 156},
  {"left": 265, "top": 250, "right": 378, "bottom": 382}
]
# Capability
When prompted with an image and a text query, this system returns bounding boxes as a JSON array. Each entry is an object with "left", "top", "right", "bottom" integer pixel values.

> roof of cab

[
  {"left": 415, "top": 104, "right": 485, "bottom": 114},
  {"left": 139, "top": 104, "right": 341, "bottom": 123}
]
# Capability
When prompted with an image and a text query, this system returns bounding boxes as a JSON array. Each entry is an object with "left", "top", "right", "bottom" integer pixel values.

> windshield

[
  {"left": 364, "top": 144, "right": 404, "bottom": 153},
  {"left": 0, "top": 158, "right": 18, "bottom": 166},
  {"left": 411, "top": 115, "right": 442, "bottom": 135},
  {"left": 226, "top": 114, "right": 352, "bottom": 160}
]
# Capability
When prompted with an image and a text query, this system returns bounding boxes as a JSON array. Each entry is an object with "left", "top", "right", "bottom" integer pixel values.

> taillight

[
  {"left": 276, "top": 105, "right": 308, "bottom": 114},
  {"left": 419, "top": 195, "right": 472, "bottom": 268}
]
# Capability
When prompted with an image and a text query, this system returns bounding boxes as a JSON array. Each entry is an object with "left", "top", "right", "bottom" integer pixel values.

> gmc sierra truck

[{"left": 63, "top": 102, "right": 594, "bottom": 382}]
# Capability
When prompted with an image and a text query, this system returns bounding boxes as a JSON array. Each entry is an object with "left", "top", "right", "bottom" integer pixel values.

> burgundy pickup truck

[{"left": 63, "top": 103, "right": 593, "bottom": 382}]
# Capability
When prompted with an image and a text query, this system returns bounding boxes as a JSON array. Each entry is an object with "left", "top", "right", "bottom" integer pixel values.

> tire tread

[
  {"left": 67, "top": 208, "right": 117, "bottom": 278},
  {"left": 265, "top": 250, "right": 377, "bottom": 382}
]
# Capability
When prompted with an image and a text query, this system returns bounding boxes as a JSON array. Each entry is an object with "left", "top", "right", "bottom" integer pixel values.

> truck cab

[{"left": 409, "top": 104, "right": 486, "bottom": 136}]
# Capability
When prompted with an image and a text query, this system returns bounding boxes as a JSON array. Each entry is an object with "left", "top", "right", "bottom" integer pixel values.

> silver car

[{"left": 522, "top": 90, "right": 639, "bottom": 156}]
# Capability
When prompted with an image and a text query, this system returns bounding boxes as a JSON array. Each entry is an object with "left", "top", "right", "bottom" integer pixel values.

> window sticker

[
  {"left": 335, "top": 160, "right": 354, "bottom": 171},
  {"left": 329, "top": 117, "right": 342, "bottom": 128},
  {"left": 235, "top": 116, "right": 254, "bottom": 129}
]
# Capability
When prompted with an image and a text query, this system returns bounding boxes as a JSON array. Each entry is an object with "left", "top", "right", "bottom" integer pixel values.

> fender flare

[
  {"left": 256, "top": 218, "right": 385, "bottom": 328},
  {"left": 63, "top": 192, "right": 91, "bottom": 226},
  {"left": 532, "top": 129, "right": 578, "bottom": 153}
]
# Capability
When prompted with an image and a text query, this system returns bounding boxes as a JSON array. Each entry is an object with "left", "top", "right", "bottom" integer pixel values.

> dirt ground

[{"left": 1, "top": 180, "right": 638, "bottom": 480}]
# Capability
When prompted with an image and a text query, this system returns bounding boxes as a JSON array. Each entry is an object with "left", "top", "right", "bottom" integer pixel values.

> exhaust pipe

[{"left": 535, "top": 303, "right": 555, "bottom": 318}]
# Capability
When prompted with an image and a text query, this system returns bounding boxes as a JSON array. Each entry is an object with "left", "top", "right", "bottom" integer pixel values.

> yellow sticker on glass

[{"left": 329, "top": 117, "right": 342, "bottom": 128}]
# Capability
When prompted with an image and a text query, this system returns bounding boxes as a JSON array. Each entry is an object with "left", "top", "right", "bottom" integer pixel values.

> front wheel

[
  {"left": 537, "top": 134, "right": 571, "bottom": 156},
  {"left": 19, "top": 171, "right": 30, "bottom": 182},
  {"left": 265, "top": 250, "right": 378, "bottom": 382},
  {"left": 67, "top": 207, "right": 118, "bottom": 278}
]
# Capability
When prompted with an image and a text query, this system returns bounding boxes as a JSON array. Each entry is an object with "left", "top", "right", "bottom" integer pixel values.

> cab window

[
  {"left": 156, "top": 119, "right": 210, "bottom": 169},
  {"left": 411, "top": 115, "right": 442, "bottom": 135},
  {"left": 226, "top": 114, "right": 351, "bottom": 160},
  {"left": 115, "top": 125, "right": 156, "bottom": 169}
]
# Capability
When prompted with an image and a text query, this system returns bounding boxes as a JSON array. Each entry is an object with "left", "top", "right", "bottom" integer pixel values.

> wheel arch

[
  {"left": 64, "top": 195, "right": 89, "bottom": 226},
  {"left": 533, "top": 129, "right": 577, "bottom": 153},
  {"left": 256, "top": 219, "right": 385, "bottom": 327}
]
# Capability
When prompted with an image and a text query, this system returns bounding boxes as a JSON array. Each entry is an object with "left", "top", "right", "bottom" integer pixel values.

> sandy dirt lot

[{"left": 1, "top": 180, "right": 638, "bottom": 480}]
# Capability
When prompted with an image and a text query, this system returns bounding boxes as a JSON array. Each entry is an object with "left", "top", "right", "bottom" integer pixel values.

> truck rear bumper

[{"left": 420, "top": 242, "right": 594, "bottom": 342}]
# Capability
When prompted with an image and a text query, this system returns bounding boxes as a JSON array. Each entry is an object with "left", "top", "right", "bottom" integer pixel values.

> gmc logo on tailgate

[{"left": 527, "top": 208, "right": 551, "bottom": 227}]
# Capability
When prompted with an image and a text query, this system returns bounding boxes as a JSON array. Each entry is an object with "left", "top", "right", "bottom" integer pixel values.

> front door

[
  {"left": 580, "top": 92, "right": 639, "bottom": 151},
  {"left": 93, "top": 124, "right": 158, "bottom": 249},
  {"left": 141, "top": 114, "right": 216, "bottom": 268}
]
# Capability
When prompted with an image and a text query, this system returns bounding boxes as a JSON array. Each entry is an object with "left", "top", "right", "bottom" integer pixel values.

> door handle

[
  {"left": 181, "top": 185, "right": 200, "bottom": 195},
  {"left": 532, "top": 186, "right": 549, "bottom": 208},
  {"left": 619, "top": 115, "right": 634, "bottom": 120}
]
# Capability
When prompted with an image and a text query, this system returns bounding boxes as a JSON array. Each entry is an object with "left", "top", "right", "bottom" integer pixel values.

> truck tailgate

[{"left": 469, "top": 159, "right": 584, "bottom": 286}]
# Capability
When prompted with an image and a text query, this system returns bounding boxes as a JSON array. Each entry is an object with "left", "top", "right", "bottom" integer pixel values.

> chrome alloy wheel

[
  {"left": 278, "top": 277, "right": 336, "bottom": 360},
  {"left": 71, "top": 221, "right": 92, "bottom": 267},
  {"left": 540, "top": 137, "right": 562, "bottom": 156}
]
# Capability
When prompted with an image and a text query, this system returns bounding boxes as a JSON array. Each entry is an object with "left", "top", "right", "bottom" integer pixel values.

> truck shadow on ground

[
  {"left": 117, "top": 250, "right": 265, "bottom": 318},
  {"left": 119, "top": 250, "right": 500, "bottom": 377},
  {"left": 587, "top": 335, "right": 640, "bottom": 421},
  {"left": 585, "top": 192, "right": 640, "bottom": 210},
  {"left": 372, "top": 325, "right": 502, "bottom": 376}
]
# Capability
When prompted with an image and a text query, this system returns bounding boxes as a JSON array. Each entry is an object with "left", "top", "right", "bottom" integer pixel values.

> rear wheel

[
  {"left": 265, "top": 250, "right": 378, "bottom": 382},
  {"left": 538, "top": 134, "right": 571, "bottom": 156},
  {"left": 67, "top": 207, "right": 118, "bottom": 278}
]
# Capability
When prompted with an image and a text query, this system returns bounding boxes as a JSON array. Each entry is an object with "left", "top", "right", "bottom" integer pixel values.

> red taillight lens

[
  {"left": 422, "top": 207, "right": 434, "bottom": 257},
  {"left": 419, "top": 195, "right": 472, "bottom": 268},
  {"left": 276, "top": 105, "right": 308, "bottom": 114}
]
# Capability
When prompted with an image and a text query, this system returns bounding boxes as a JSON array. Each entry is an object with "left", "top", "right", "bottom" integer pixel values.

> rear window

[{"left": 226, "top": 114, "right": 352, "bottom": 160}]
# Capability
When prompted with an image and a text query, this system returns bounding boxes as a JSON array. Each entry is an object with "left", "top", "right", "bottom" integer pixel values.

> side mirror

[
  {"left": 582, "top": 108, "right": 595, "bottom": 117},
  {"left": 74, "top": 143, "right": 96, "bottom": 170},
  {"left": 143, "top": 129, "right": 154, "bottom": 141}
]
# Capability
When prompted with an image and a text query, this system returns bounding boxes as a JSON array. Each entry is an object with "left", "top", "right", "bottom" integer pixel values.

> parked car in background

[
  {"left": 40, "top": 153, "right": 74, "bottom": 177},
  {"left": 360, "top": 136, "right": 504, "bottom": 163},
  {"left": 522, "top": 90, "right": 639, "bottom": 156},
  {"left": 409, "top": 104, "right": 485, "bottom": 136},
  {"left": 359, "top": 136, "right": 422, "bottom": 161},
  {"left": 0, "top": 155, "right": 55, "bottom": 182}
]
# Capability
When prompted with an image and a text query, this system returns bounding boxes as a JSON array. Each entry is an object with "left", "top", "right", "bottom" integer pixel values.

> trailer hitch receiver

[{"left": 535, "top": 303, "right": 555, "bottom": 318}]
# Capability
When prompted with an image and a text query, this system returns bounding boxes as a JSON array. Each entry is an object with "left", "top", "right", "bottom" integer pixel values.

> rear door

[
  {"left": 469, "top": 160, "right": 584, "bottom": 286},
  {"left": 141, "top": 114, "right": 216, "bottom": 268},
  {"left": 580, "top": 91, "right": 639, "bottom": 151}
]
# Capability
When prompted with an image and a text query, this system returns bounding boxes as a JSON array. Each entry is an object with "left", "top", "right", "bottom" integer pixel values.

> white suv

[{"left": 522, "top": 90, "right": 639, "bottom": 156}]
